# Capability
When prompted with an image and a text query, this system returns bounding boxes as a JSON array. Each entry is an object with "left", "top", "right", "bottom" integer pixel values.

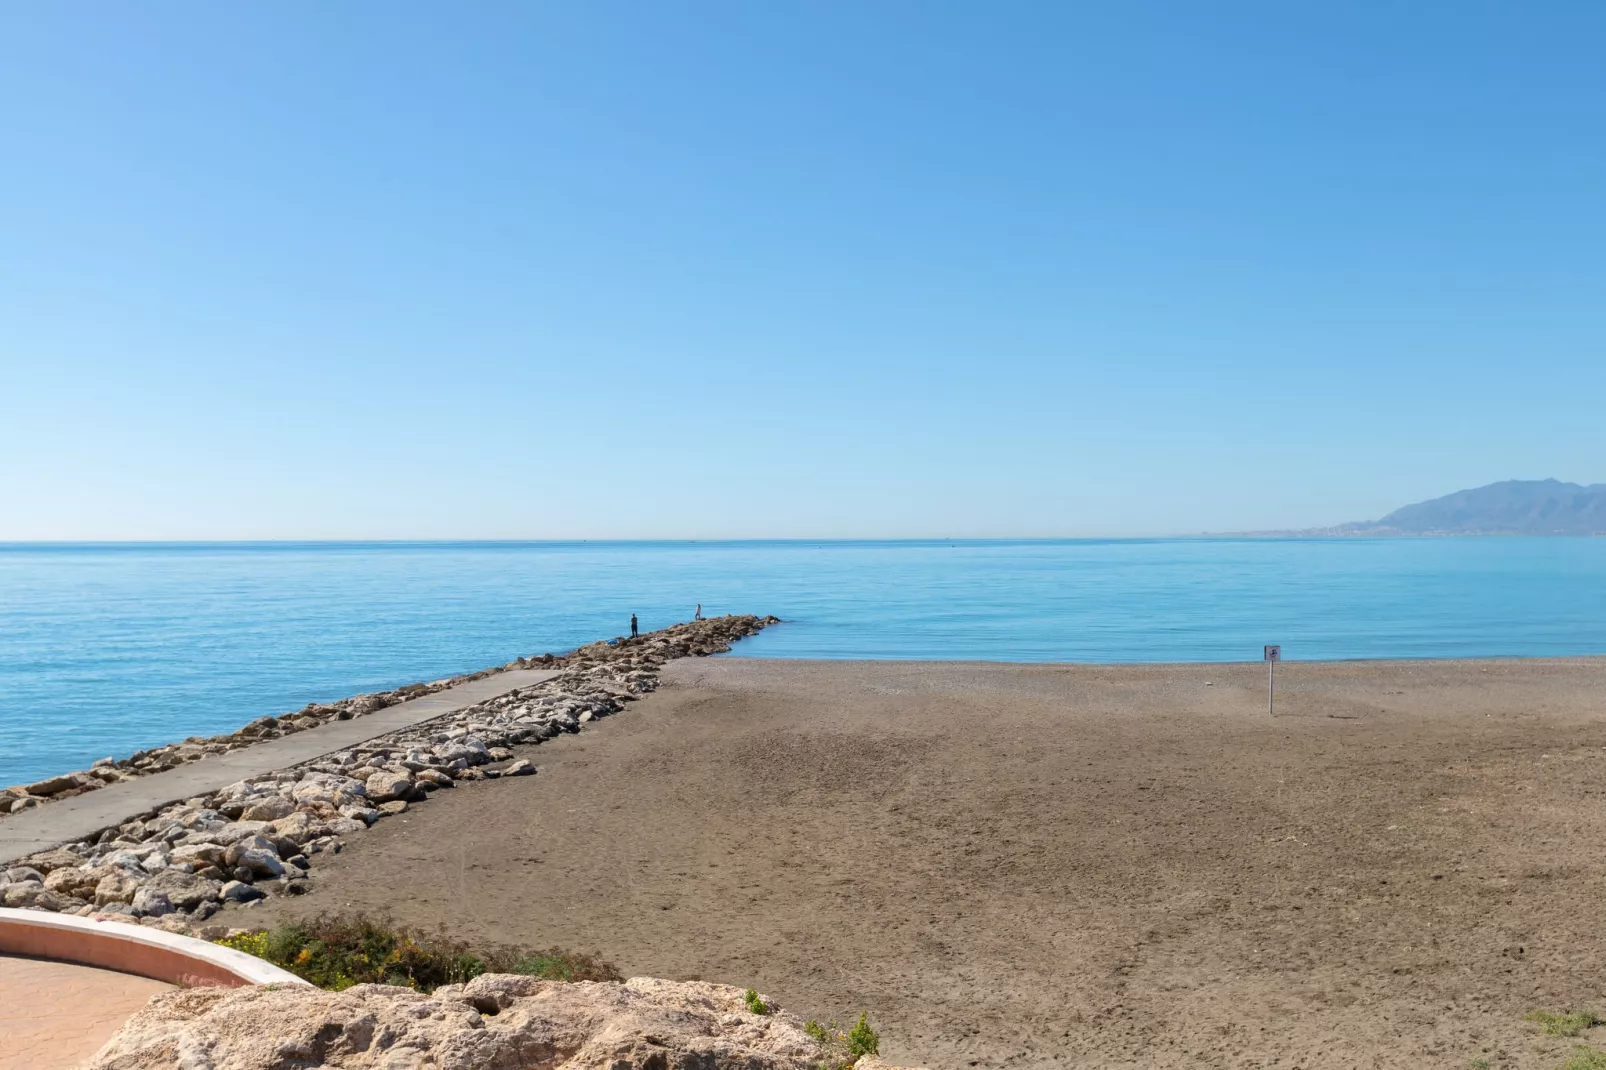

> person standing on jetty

[
  {"left": 630, "top": 613, "right": 639, "bottom": 639},
  {"left": 695, "top": 603, "right": 703, "bottom": 620}
]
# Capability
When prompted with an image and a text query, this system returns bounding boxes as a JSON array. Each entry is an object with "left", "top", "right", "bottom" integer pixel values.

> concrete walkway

[{"left": 0, "top": 668, "right": 560, "bottom": 864}]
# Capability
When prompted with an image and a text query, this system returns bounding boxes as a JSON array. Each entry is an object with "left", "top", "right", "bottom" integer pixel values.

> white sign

[{"left": 1264, "top": 644, "right": 1281, "bottom": 662}]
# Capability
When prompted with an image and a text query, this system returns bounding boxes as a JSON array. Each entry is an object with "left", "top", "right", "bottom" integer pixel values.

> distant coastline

[
  {"left": 1214, "top": 478, "right": 1606, "bottom": 538},
  {"left": 1219, "top": 528, "right": 1606, "bottom": 538}
]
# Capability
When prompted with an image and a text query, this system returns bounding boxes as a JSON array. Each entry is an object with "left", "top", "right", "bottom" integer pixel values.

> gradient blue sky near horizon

[{"left": 3, "top": 3, "right": 1603, "bottom": 540}]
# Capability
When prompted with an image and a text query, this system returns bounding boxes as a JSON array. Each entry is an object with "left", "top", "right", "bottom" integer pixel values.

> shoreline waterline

[{"left": 7, "top": 537, "right": 1606, "bottom": 785}]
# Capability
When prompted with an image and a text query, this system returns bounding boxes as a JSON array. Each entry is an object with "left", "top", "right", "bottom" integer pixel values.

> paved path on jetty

[{"left": 0, "top": 668, "right": 561, "bottom": 864}]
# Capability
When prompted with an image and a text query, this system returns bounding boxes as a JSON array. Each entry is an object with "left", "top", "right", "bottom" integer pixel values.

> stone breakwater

[
  {"left": 0, "top": 615, "right": 777, "bottom": 927},
  {"left": 1, "top": 677, "right": 476, "bottom": 818},
  {"left": 83, "top": 973, "right": 922, "bottom": 1070},
  {"left": 3, "top": 630, "right": 665, "bottom": 819}
]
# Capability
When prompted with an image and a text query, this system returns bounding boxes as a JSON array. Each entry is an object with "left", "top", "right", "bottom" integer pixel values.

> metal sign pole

[{"left": 1263, "top": 645, "right": 1281, "bottom": 715}]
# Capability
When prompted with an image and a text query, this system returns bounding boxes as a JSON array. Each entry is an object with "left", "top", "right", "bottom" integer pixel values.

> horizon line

[
  {"left": 0, "top": 535, "right": 1235, "bottom": 546},
  {"left": 1, "top": 533, "right": 1589, "bottom": 548}
]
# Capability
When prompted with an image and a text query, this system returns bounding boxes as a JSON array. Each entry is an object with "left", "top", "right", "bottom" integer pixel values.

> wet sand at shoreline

[{"left": 254, "top": 656, "right": 1606, "bottom": 1068}]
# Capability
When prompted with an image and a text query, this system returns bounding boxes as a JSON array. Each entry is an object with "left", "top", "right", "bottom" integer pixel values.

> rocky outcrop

[
  {"left": 83, "top": 974, "right": 915, "bottom": 1070},
  {"left": 2, "top": 616, "right": 778, "bottom": 927}
]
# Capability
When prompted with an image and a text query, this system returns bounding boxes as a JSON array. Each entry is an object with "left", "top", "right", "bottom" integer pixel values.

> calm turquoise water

[{"left": 3, "top": 538, "right": 1605, "bottom": 786}]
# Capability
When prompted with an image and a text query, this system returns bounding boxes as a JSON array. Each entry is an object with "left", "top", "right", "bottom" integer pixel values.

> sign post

[{"left": 1264, "top": 645, "right": 1281, "bottom": 715}]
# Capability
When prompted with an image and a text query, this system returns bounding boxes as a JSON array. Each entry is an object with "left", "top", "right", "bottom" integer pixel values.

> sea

[{"left": 3, "top": 538, "right": 1605, "bottom": 787}]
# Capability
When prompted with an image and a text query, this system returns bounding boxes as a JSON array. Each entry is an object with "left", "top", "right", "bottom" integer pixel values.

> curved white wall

[{"left": 0, "top": 907, "right": 307, "bottom": 988}]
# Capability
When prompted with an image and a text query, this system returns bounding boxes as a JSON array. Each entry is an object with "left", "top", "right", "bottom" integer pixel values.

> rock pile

[
  {"left": 83, "top": 974, "right": 923, "bottom": 1069},
  {"left": 1, "top": 616, "right": 777, "bottom": 926}
]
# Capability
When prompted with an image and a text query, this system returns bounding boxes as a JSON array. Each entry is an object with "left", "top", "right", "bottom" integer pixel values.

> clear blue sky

[{"left": 3, "top": 2, "right": 1603, "bottom": 539}]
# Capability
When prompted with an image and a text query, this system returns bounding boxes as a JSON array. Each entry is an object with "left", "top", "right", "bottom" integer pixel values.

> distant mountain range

[{"left": 1311, "top": 480, "right": 1606, "bottom": 536}]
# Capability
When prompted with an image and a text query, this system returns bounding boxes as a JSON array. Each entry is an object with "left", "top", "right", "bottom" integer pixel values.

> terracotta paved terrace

[{"left": 0, "top": 955, "right": 169, "bottom": 1070}]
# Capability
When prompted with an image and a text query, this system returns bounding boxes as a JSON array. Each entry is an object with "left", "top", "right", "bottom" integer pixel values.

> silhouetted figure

[
  {"left": 630, "top": 613, "right": 639, "bottom": 639},
  {"left": 695, "top": 603, "right": 703, "bottom": 620}
]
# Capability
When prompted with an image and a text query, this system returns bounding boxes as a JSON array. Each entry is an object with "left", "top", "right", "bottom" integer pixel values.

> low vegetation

[
  {"left": 804, "top": 1012, "right": 880, "bottom": 1067},
  {"left": 1528, "top": 1009, "right": 1604, "bottom": 1038},
  {"left": 1560, "top": 1048, "right": 1606, "bottom": 1070},
  {"left": 215, "top": 912, "right": 620, "bottom": 993},
  {"left": 217, "top": 913, "right": 887, "bottom": 1065}
]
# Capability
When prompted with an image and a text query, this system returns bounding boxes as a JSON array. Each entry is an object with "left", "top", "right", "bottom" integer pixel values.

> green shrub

[
  {"left": 803, "top": 1013, "right": 878, "bottom": 1067},
  {"left": 846, "top": 1012, "right": 880, "bottom": 1057},
  {"left": 214, "top": 912, "right": 619, "bottom": 993},
  {"left": 744, "top": 988, "right": 769, "bottom": 1015},
  {"left": 1561, "top": 1047, "right": 1606, "bottom": 1070}
]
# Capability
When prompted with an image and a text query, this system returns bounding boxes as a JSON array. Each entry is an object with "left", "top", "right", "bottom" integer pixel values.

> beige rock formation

[{"left": 83, "top": 974, "right": 912, "bottom": 1070}]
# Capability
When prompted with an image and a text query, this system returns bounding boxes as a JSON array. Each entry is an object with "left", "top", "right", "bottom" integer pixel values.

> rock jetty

[
  {"left": 0, "top": 616, "right": 777, "bottom": 925},
  {"left": 2, "top": 680, "right": 466, "bottom": 819},
  {"left": 84, "top": 974, "right": 923, "bottom": 1069},
  {"left": 0, "top": 615, "right": 771, "bottom": 820}
]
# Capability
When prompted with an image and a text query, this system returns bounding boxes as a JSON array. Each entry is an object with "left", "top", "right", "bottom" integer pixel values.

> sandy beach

[{"left": 251, "top": 655, "right": 1606, "bottom": 1068}]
